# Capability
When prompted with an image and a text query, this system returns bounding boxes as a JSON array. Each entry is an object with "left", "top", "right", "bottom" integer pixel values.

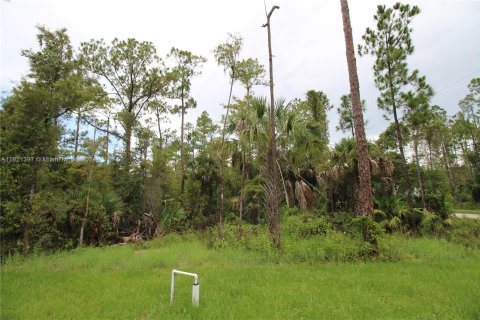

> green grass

[{"left": 2, "top": 233, "right": 480, "bottom": 319}]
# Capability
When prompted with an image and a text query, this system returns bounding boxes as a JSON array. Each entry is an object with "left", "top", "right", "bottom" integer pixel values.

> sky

[{"left": 1, "top": 0, "right": 480, "bottom": 145}]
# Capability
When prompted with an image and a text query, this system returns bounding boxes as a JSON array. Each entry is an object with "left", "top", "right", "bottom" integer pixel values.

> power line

[{"left": 435, "top": 67, "right": 480, "bottom": 94}]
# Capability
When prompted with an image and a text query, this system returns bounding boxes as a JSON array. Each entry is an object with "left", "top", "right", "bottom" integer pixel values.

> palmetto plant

[
  {"left": 158, "top": 203, "right": 187, "bottom": 233},
  {"left": 248, "top": 97, "right": 327, "bottom": 212},
  {"left": 318, "top": 138, "right": 395, "bottom": 216}
]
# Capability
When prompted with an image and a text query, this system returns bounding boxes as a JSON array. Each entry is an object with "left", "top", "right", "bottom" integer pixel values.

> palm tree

[{"left": 278, "top": 98, "right": 326, "bottom": 211}]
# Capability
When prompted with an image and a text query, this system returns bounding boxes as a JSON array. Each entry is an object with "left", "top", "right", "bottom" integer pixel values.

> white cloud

[{"left": 1, "top": 0, "right": 479, "bottom": 144}]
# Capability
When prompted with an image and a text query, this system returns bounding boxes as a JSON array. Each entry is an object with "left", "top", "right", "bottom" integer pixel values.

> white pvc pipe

[{"left": 171, "top": 269, "right": 200, "bottom": 306}]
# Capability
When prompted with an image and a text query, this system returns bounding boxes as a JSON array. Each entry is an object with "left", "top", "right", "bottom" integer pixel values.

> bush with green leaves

[
  {"left": 283, "top": 214, "right": 329, "bottom": 239},
  {"left": 206, "top": 219, "right": 409, "bottom": 263},
  {"left": 419, "top": 211, "right": 444, "bottom": 236},
  {"left": 466, "top": 152, "right": 480, "bottom": 203},
  {"left": 325, "top": 211, "right": 356, "bottom": 232},
  {"left": 349, "top": 216, "right": 384, "bottom": 247},
  {"left": 424, "top": 191, "right": 454, "bottom": 219},
  {"left": 443, "top": 219, "right": 480, "bottom": 249},
  {"left": 280, "top": 206, "right": 303, "bottom": 218}
]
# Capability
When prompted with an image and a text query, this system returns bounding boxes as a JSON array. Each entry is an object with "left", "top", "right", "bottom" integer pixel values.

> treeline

[{"left": 1, "top": 3, "right": 479, "bottom": 257}]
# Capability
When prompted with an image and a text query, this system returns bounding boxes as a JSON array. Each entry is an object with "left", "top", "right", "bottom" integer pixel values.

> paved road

[{"left": 454, "top": 213, "right": 480, "bottom": 219}]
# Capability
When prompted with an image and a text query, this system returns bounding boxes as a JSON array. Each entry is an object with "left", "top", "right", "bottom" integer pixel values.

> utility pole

[{"left": 262, "top": 5, "right": 281, "bottom": 249}]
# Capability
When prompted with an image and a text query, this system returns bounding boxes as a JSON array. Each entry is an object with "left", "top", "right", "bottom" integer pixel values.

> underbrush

[
  {"left": 410, "top": 210, "right": 480, "bottom": 249},
  {"left": 207, "top": 221, "right": 409, "bottom": 263},
  {"left": 206, "top": 208, "right": 480, "bottom": 264},
  {"left": 442, "top": 218, "right": 480, "bottom": 249}
]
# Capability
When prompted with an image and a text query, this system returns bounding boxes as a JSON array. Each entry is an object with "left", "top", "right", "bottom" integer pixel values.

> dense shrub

[
  {"left": 424, "top": 191, "right": 454, "bottom": 219},
  {"left": 443, "top": 219, "right": 480, "bottom": 249},
  {"left": 280, "top": 206, "right": 303, "bottom": 218},
  {"left": 283, "top": 214, "right": 328, "bottom": 239},
  {"left": 205, "top": 207, "right": 480, "bottom": 264},
  {"left": 472, "top": 184, "right": 480, "bottom": 202},
  {"left": 349, "top": 216, "right": 384, "bottom": 247},
  {"left": 401, "top": 209, "right": 424, "bottom": 232},
  {"left": 419, "top": 211, "right": 444, "bottom": 235},
  {"left": 207, "top": 218, "right": 409, "bottom": 263},
  {"left": 325, "top": 211, "right": 356, "bottom": 232}
]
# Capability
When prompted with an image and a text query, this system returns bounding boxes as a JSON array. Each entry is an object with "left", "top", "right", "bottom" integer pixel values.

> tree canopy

[{"left": 1, "top": 5, "right": 478, "bottom": 258}]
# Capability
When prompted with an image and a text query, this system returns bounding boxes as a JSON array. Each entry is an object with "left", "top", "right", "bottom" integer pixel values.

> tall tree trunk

[
  {"left": 441, "top": 136, "right": 456, "bottom": 197},
  {"left": 74, "top": 110, "right": 81, "bottom": 161},
  {"left": 217, "top": 75, "right": 236, "bottom": 239},
  {"left": 277, "top": 160, "right": 292, "bottom": 208},
  {"left": 24, "top": 162, "right": 40, "bottom": 254},
  {"left": 105, "top": 114, "right": 110, "bottom": 165},
  {"left": 79, "top": 125, "right": 97, "bottom": 247},
  {"left": 427, "top": 140, "right": 434, "bottom": 171},
  {"left": 392, "top": 104, "right": 414, "bottom": 210},
  {"left": 79, "top": 202, "right": 89, "bottom": 247},
  {"left": 22, "top": 222, "right": 31, "bottom": 254},
  {"left": 352, "top": 172, "right": 361, "bottom": 214},
  {"left": 413, "top": 130, "right": 426, "bottom": 210},
  {"left": 470, "top": 128, "right": 479, "bottom": 155},
  {"left": 460, "top": 141, "right": 474, "bottom": 179},
  {"left": 451, "top": 143, "right": 460, "bottom": 201},
  {"left": 469, "top": 109, "right": 479, "bottom": 130},
  {"left": 125, "top": 125, "right": 132, "bottom": 170},
  {"left": 285, "top": 180, "right": 295, "bottom": 208},
  {"left": 238, "top": 150, "right": 246, "bottom": 239},
  {"left": 155, "top": 108, "right": 163, "bottom": 149},
  {"left": 340, "top": 0, "right": 373, "bottom": 216},
  {"left": 385, "top": 59, "right": 414, "bottom": 211},
  {"left": 264, "top": 6, "right": 281, "bottom": 249},
  {"left": 180, "top": 95, "right": 186, "bottom": 194},
  {"left": 452, "top": 144, "right": 459, "bottom": 166}
]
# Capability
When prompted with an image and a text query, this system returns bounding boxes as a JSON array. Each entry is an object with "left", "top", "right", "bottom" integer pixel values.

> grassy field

[{"left": 2, "top": 233, "right": 480, "bottom": 319}]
